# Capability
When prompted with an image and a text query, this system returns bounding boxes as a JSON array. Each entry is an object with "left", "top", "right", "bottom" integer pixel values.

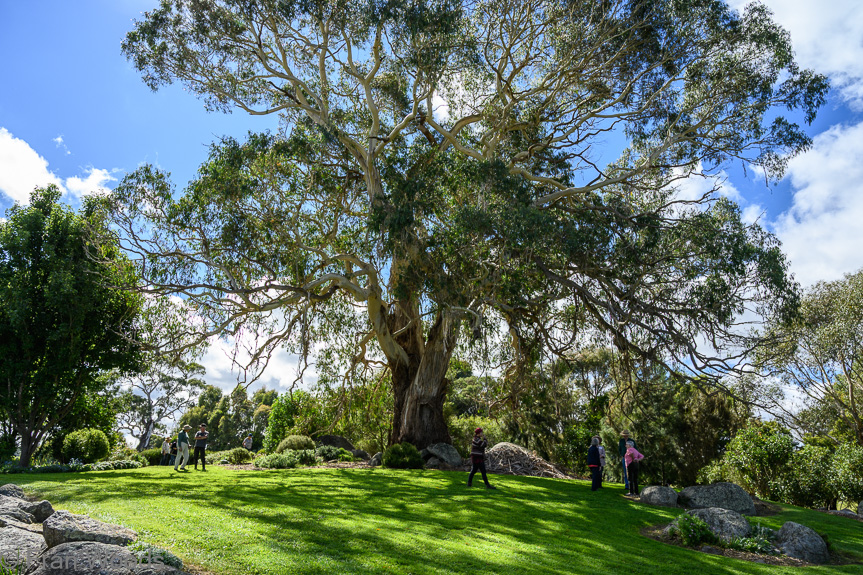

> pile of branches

[{"left": 477, "top": 442, "right": 571, "bottom": 479}]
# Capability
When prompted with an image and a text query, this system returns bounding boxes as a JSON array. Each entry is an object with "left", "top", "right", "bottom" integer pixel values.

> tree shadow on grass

[{"left": 15, "top": 469, "right": 863, "bottom": 575}]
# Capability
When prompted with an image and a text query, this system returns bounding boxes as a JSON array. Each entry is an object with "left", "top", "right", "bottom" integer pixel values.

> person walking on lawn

[
  {"left": 624, "top": 440, "right": 645, "bottom": 497},
  {"left": 159, "top": 436, "right": 171, "bottom": 466},
  {"left": 174, "top": 425, "right": 191, "bottom": 471},
  {"left": 618, "top": 430, "right": 637, "bottom": 492},
  {"left": 467, "top": 428, "right": 496, "bottom": 489},
  {"left": 193, "top": 423, "right": 209, "bottom": 471},
  {"left": 588, "top": 437, "right": 602, "bottom": 491},
  {"left": 169, "top": 437, "right": 178, "bottom": 466}
]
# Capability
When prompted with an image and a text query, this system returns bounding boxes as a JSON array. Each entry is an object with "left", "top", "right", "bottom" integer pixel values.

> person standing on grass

[
  {"left": 467, "top": 428, "right": 496, "bottom": 489},
  {"left": 174, "top": 425, "right": 191, "bottom": 471},
  {"left": 588, "top": 437, "right": 602, "bottom": 491},
  {"left": 618, "top": 430, "right": 637, "bottom": 492},
  {"left": 160, "top": 436, "right": 171, "bottom": 466},
  {"left": 169, "top": 437, "right": 178, "bottom": 466},
  {"left": 624, "top": 439, "right": 644, "bottom": 497},
  {"left": 243, "top": 433, "right": 253, "bottom": 451},
  {"left": 596, "top": 436, "right": 606, "bottom": 488},
  {"left": 193, "top": 423, "right": 209, "bottom": 471}
]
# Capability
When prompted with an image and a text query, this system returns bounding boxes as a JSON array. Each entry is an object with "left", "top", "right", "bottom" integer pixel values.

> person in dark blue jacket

[{"left": 587, "top": 437, "right": 602, "bottom": 491}]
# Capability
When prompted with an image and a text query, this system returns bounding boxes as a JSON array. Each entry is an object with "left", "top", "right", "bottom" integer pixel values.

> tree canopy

[
  {"left": 112, "top": 0, "right": 828, "bottom": 447},
  {"left": 0, "top": 186, "right": 143, "bottom": 466}
]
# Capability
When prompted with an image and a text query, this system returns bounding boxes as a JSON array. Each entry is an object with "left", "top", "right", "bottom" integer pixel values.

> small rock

[
  {"left": 837, "top": 509, "right": 857, "bottom": 517},
  {"left": 425, "top": 443, "right": 463, "bottom": 467},
  {"left": 425, "top": 457, "right": 441, "bottom": 468},
  {"left": 43, "top": 510, "right": 136, "bottom": 549},
  {"left": 640, "top": 486, "right": 679, "bottom": 507},
  {"left": 679, "top": 483, "right": 756, "bottom": 516},
  {"left": 858, "top": 500, "right": 862, "bottom": 516},
  {"left": 700, "top": 545, "right": 721, "bottom": 555},
  {"left": 420, "top": 448, "right": 431, "bottom": 460},
  {"left": 351, "top": 449, "right": 370, "bottom": 460},
  {"left": 0, "top": 496, "right": 35, "bottom": 524},
  {"left": 0, "top": 485, "right": 25, "bottom": 499},
  {"left": 18, "top": 500, "right": 54, "bottom": 523},
  {"left": 369, "top": 452, "right": 382, "bottom": 467},
  {"left": 777, "top": 521, "right": 829, "bottom": 564}
]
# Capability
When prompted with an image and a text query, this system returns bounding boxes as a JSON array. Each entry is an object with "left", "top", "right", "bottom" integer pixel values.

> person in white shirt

[{"left": 160, "top": 437, "right": 171, "bottom": 466}]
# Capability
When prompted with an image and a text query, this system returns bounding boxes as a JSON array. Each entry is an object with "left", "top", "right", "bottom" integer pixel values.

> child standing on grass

[
  {"left": 467, "top": 428, "right": 496, "bottom": 490},
  {"left": 624, "top": 440, "right": 644, "bottom": 497}
]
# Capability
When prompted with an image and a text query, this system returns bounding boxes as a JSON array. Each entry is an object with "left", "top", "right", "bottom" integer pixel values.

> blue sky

[{"left": 2, "top": 0, "right": 863, "bottom": 392}]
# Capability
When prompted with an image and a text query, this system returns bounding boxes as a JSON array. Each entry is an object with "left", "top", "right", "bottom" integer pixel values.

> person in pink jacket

[{"left": 624, "top": 440, "right": 644, "bottom": 496}]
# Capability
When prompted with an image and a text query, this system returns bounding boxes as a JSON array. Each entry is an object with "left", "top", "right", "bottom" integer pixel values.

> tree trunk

[
  {"left": 137, "top": 419, "right": 155, "bottom": 451},
  {"left": 390, "top": 312, "right": 458, "bottom": 448},
  {"left": 18, "top": 427, "right": 38, "bottom": 468}
]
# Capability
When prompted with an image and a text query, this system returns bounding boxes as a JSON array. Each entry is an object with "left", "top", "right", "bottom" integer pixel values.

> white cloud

[
  {"left": 728, "top": 0, "right": 863, "bottom": 108},
  {"left": 199, "top": 336, "right": 313, "bottom": 393},
  {"left": 52, "top": 135, "right": 70, "bottom": 155},
  {"left": 0, "top": 127, "right": 64, "bottom": 203},
  {"left": 0, "top": 127, "right": 117, "bottom": 204},
  {"left": 65, "top": 167, "right": 116, "bottom": 198},
  {"left": 773, "top": 122, "right": 863, "bottom": 286}
]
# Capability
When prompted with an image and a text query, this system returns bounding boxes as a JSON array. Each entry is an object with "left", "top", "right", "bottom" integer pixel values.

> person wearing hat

[
  {"left": 159, "top": 436, "right": 171, "bottom": 466},
  {"left": 618, "top": 430, "right": 637, "bottom": 491},
  {"left": 242, "top": 433, "right": 254, "bottom": 451},
  {"left": 193, "top": 423, "right": 209, "bottom": 471},
  {"left": 467, "top": 427, "right": 496, "bottom": 489},
  {"left": 175, "top": 425, "right": 192, "bottom": 471}
]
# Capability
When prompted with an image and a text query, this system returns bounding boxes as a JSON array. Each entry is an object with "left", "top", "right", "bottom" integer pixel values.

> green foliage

[
  {"left": 61, "top": 429, "right": 110, "bottom": 464},
  {"left": 276, "top": 435, "right": 315, "bottom": 453},
  {"left": 254, "top": 452, "right": 300, "bottom": 469},
  {"left": 776, "top": 444, "right": 835, "bottom": 508},
  {"left": 829, "top": 442, "right": 863, "bottom": 502},
  {"left": 127, "top": 541, "right": 183, "bottom": 569},
  {"left": 139, "top": 448, "right": 163, "bottom": 466},
  {"left": 224, "top": 447, "right": 254, "bottom": 465},
  {"left": 669, "top": 514, "right": 717, "bottom": 547},
  {"left": 382, "top": 442, "right": 424, "bottom": 469},
  {"left": 315, "top": 445, "right": 341, "bottom": 461},
  {"left": 294, "top": 449, "right": 317, "bottom": 465},
  {"left": 447, "top": 416, "right": 504, "bottom": 458},
  {"left": 0, "top": 186, "right": 143, "bottom": 466},
  {"left": 713, "top": 421, "right": 794, "bottom": 499},
  {"left": 263, "top": 392, "right": 326, "bottom": 453},
  {"left": 179, "top": 385, "right": 277, "bottom": 452},
  {"left": 108, "top": 446, "right": 148, "bottom": 467}
]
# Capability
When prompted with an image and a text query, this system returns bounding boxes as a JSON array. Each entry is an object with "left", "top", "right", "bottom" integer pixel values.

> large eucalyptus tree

[{"left": 111, "top": 0, "right": 827, "bottom": 447}]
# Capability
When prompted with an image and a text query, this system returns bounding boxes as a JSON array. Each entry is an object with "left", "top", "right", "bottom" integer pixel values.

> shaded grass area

[{"left": 12, "top": 467, "right": 863, "bottom": 575}]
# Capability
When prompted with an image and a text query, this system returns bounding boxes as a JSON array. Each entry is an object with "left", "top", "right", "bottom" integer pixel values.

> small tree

[{"left": 0, "top": 187, "right": 142, "bottom": 466}]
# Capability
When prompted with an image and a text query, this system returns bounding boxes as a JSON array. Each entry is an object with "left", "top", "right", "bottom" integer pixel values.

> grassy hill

[{"left": 13, "top": 467, "right": 863, "bottom": 574}]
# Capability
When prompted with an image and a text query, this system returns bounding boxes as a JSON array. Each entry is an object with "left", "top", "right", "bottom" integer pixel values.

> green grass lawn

[{"left": 11, "top": 466, "right": 863, "bottom": 575}]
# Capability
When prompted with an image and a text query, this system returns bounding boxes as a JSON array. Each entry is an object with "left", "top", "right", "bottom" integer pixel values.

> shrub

[
  {"left": 668, "top": 514, "right": 717, "bottom": 547},
  {"left": 382, "top": 442, "right": 424, "bottom": 469},
  {"left": 276, "top": 435, "right": 315, "bottom": 453},
  {"left": 316, "top": 445, "right": 341, "bottom": 461},
  {"left": 293, "top": 449, "right": 317, "bottom": 465},
  {"left": 829, "top": 442, "right": 863, "bottom": 502},
  {"left": 127, "top": 542, "right": 184, "bottom": 569},
  {"left": 224, "top": 447, "right": 254, "bottom": 465},
  {"left": 776, "top": 445, "right": 835, "bottom": 508},
  {"left": 254, "top": 452, "right": 300, "bottom": 469},
  {"left": 61, "top": 429, "right": 110, "bottom": 463},
  {"left": 140, "top": 448, "right": 163, "bottom": 466}
]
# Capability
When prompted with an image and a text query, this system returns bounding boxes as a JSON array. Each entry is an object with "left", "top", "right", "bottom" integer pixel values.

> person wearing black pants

[
  {"left": 624, "top": 439, "right": 644, "bottom": 496},
  {"left": 193, "top": 423, "right": 209, "bottom": 471},
  {"left": 587, "top": 436, "right": 601, "bottom": 491},
  {"left": 467, "top": 427, "right": 496, "bottom": 489}
]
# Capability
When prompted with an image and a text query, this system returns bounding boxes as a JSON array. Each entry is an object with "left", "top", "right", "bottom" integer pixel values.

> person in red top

[
  {"left": 467, "top": 428, "right": 496, "bottom": 489},
  {"left": 624, "top": 440, "right": 644, "bottom": 496}
]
